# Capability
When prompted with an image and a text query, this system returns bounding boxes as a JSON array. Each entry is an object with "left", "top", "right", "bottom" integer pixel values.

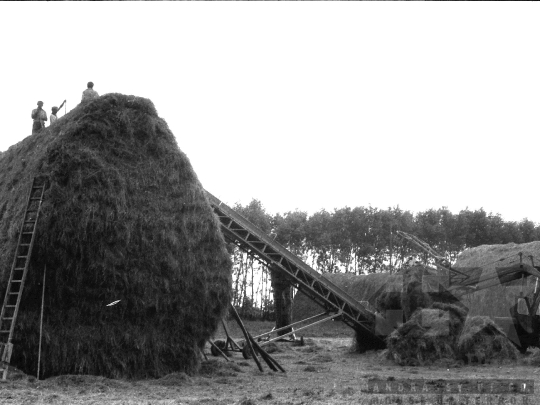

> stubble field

[{"left": 1, "top": 320, "right": 538, "bottom": 405}]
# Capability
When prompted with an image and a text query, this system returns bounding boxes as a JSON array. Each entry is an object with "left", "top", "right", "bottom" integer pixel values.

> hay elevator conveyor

[{"left": 206, "top": 192, "right": 386, "bottom": 346}]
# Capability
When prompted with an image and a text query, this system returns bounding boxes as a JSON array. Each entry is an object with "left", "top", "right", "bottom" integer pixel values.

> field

[{"left": 0, "top": 320, "right": 538, "bottom": 405}]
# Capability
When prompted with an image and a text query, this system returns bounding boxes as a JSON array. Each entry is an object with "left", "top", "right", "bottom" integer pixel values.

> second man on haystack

[{"left": 81, "top": 82, "right": 99, "bottom": 102}]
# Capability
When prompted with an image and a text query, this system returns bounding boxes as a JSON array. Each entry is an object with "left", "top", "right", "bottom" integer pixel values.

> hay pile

[
  {"left": 457, "top": 316, "right": 519, "bottom": 363},
  {"left": 386, "top": 305, "right": 518, "bottom": 365},
  {"left": 386, "top": 302, "right": 466, "bottom": 365},
  {"left": 454, "top": 242, "right": 540, "bottom": 318},
  {"left": 0, "top": 94, "right": 232, "bottom": 378},
  {"left": 384, "top": 266, "right": 519, "bottom": 365}
]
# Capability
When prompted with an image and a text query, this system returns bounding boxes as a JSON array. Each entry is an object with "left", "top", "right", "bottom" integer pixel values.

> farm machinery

[
  {"left": 397, "top": 230, "right": 540, "bottom": 352},
  {"left": 205, "top": 189, "right": 540, "bottom": 357}
]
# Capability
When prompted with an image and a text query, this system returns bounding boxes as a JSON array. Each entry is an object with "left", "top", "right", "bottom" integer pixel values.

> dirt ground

[{"left": 1, "top": 321, "right": 538, "bottom": 405}]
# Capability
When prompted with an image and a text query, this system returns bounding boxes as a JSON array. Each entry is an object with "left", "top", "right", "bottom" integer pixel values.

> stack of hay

[
  {"left": 454, "top": 242, "right": 540, "bottom": 318},
  {"left": 0, "top": 94, "right": 232, "bottom": 378},
  {"left": 386, "top": 302, "right": 466, "bottom": 365},
  {"left": 385, "top": 265, "right": 519, "bottom": 365}
]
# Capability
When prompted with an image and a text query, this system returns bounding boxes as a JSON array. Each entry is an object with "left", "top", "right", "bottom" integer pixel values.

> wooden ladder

[{"left": 0, "top": 177, "right": 46, "bottom": 380}]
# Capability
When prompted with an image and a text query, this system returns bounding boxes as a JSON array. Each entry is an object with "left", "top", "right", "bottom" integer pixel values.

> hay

[
  {"left": 384, "top": 262, "right": 520, "bottom": 365},
  {"left": 386, "top": 303, "right": 466, "bottom": 366},
  {"left": 457, "top": 316, "right": 519, "bottom": 364},
  {"left": 387, "top": 303, "right": 519, "bottom": 366},
  {"left": 400, "top": 266, "right": 434, "bottom": 320},
  {"left": 456, "top": 242, "right": 540, "bottom": 269},
  {"left": 454, "top": 242, "right": 540, "bottom": 318},
  {"left": 0, "top": 94, "right": 232, "bottom": 378}
]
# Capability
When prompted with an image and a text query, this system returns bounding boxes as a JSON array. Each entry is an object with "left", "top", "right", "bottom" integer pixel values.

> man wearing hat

[{"left": 31, "top": 101, "right": 47, "bottom": 134}]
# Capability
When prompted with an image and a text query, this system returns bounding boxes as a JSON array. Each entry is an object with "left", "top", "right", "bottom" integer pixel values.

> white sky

[{"left": 1, "top": 3, "right": 539, "bottom": 224}]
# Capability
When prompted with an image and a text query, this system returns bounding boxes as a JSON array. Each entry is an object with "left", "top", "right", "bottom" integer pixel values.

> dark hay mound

[
  {"left": 0, "top": 94, "right": 232, "bottom": 378},
  {"left": 387, "top": 303, "right": 517, "bottom": 366},
  {"left": 457, "top": 316, "right": 518, "bottom": 364},
  {"left": 386, "top": 302, "right": 467, "bottom": 366},
  {"left": 400, "top": 266, "right": 434, "bottom": 321},
  {"left": 454, "top": 243, "right": 540, "bottom": 318}
]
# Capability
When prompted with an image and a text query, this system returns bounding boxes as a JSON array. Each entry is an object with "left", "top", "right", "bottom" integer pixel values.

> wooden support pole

[
  {"left": 209, "top": 341, "right": 230, "bottom": 362},
  {"left": 229, "top": 305, "right": 263, "bottom": 372},
  {"left": 248, "top": 334, "right": 285, "bottom": 372},
  {"left": 221, "top": 320, "right": 242, "bottom": 351},
  {"left": 37, "top": 265, "right": 46, "bottom": 380},
  {"left": 200, "top": 347, "right": 208, "bottom": 361}
]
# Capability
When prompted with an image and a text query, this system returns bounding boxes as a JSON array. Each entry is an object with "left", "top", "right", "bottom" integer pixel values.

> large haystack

[
  {"left": 454, "top": 242, "right": 540, "bottom": 318},
  {"left": 0, "top": 94, "right": 232, "bottom": 378}
]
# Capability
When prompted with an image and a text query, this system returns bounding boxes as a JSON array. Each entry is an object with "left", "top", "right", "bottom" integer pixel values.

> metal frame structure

[
  {"left": 396, "top": 230, "right": 471, "bottom": 284},
  {"left": 212, "top": 311, "right": 343, "bottom": 358},
  {"left": 205, "top": 191, "right": 388, "bottom": 345}
]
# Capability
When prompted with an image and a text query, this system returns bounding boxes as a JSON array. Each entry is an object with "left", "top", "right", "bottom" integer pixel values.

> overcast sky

[{"left": 1, "top": 3, "right": 539, "bottom": 224}]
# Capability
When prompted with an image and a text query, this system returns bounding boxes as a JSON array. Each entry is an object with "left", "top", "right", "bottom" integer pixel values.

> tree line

[{"left": 229, "top": 200, "right": 540, "bottom": 319}]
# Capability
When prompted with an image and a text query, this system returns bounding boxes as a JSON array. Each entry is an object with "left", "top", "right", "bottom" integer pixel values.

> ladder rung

[
  {"left": 16, "top": 256, "right": 27, "bottom": 259},
  {"left": 8, "top": 293, "right": 19, "bottom": 295},
  {"left": 19, "top": 244, "right": 30, "bottom": 247},
  {"left": 14, "top": 268, "right": 24, "bottom": 271},
  {"left": 30, "top": 197, "right": 42, "bottom": 200},
  {"left": 5, "top": 306, "right": 16, "bottom": 308},
  {"left": 11, "top": 280, "right": 22, "bottom": 283}
]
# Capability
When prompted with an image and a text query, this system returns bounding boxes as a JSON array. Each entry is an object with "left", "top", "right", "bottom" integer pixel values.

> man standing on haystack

[
  {"left": 81, "top": 82, "right": 99, "bottom": 102},
  {"left": 31, "top": 101, "right": 47, "bottom": 134}
]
